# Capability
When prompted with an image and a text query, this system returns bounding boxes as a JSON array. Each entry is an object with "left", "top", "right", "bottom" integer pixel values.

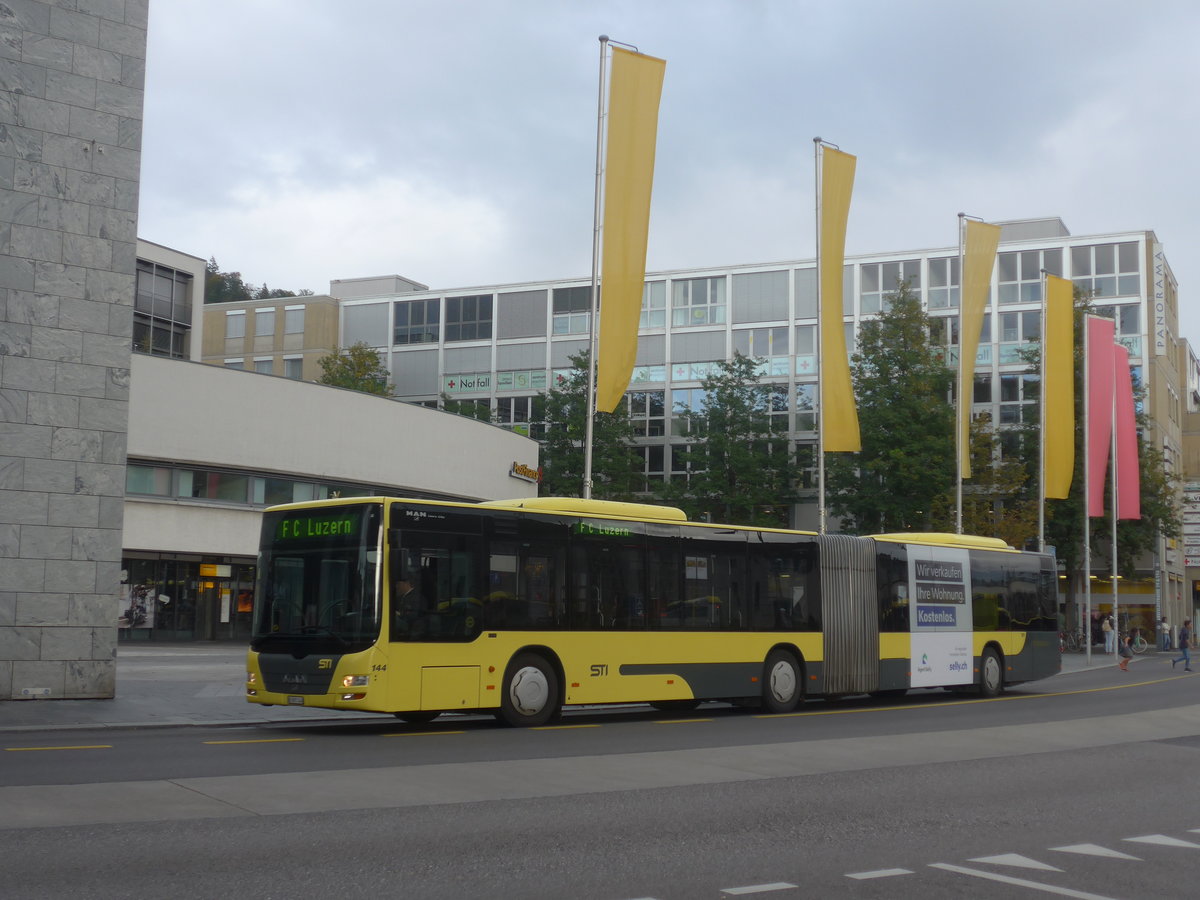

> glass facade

[{"left": 133, "top": 260, "right": 193, "bottom": 358}]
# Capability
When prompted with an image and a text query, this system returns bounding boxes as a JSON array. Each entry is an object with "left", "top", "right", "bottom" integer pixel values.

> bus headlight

[
  {"left": 342, "top": 674, "right": 369, "bottom": 688},
  {"left": 246, "top": 672, "right": 257, "bottom": 684}
]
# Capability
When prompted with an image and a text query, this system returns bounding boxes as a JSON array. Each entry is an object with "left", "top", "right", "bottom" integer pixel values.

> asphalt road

[{"left": 2, "top": 662, "right": 1198, "bottom": 899}]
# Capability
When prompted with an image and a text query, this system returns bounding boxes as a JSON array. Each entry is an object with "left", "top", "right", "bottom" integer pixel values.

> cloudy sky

[{"left": 139, "top": 0, "right": 1200, "bottom": 343}]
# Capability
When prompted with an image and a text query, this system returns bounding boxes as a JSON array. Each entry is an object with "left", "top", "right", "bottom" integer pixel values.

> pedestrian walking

[
  {"left": 1118, "top": 633, "right": 1133, "bottom": 671},
  {"left": 1159, "top": 616, "right": 1171, "bottom": 651},
  {"left": 1102, "top": 614, "right": 1115, "bottom": 653},
  {"left": 1172, "top": 619, "right": 1192, "bottom": 672}
]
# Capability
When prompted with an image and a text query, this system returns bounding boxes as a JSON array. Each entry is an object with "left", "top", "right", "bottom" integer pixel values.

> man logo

[{"left": 282, "top": 673, "right": 307, "bottom": 684}]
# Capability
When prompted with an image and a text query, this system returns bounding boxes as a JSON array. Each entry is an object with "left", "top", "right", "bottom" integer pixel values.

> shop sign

[
  {"left": 1153, "top": 243, "right": 1167, "bottom": 356},
  {"left": 443, "top": 373, "right": 492, "bottom": 393},
  {"left": 509, "top": 462, "right": 541, "bottom": 483},
  {"left": 1185, "top": 556, "right": 1200, "bottom": 568},
  {"left": 200, "top": 563, "right": 232, "bottom": 577},
  {"left": 1183, "top": 521, "right": 1200, "bottom": 535}
]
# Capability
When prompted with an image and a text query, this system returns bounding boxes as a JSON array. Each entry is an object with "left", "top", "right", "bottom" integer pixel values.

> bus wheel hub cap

[
  {"left": 770, "top": 661, "right": 795, "bottom": 701},
  {"left": 511, "top": 667, "right": 548, "bottom": 714}
]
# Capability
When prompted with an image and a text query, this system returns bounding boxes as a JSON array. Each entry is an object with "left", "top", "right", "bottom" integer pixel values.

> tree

[
  {"left": 539, "top": 351, "right": 640, "bottom": 500},
  {"left": 204, "top": 257, "right": 312, "bottom": 303},
  {"left": 826, "top": 281, "right": 956, "bottom": 533},
  {"left": 316, "top": 342, "right": 394, "bottom": 396},
  {"left": 662, "top": 353, "right": 795, "bottom": 527},
  {"left": 929, "top": 412, "right": 1038, "bottom": 546}
]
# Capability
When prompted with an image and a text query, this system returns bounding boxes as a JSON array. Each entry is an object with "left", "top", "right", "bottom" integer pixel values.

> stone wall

[{"left": 1, "top": 0, "right": 147, "bottom": 699}]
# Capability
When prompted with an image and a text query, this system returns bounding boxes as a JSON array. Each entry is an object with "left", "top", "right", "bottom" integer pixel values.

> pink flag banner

[
  {"left": 1113, "top": 343, "right": 1141, "bottom": 520},
  {"left": 1086, "top": 316, "right": 1115, "bottom": 518}
]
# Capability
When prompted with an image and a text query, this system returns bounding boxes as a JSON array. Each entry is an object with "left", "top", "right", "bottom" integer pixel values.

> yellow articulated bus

[{"left": 245, "top": 496, "right": 1060, "bottom": 726}]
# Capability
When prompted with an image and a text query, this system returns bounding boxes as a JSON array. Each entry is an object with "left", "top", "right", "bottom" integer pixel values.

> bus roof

[
  {"left": 870, "top": 532, "right": 1016, "bottom": 551},
  {"left": 478, "top": 496, "right": 688, "bottom": 522}
]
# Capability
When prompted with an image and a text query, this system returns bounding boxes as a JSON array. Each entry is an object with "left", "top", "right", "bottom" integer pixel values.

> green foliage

[
  {"left": 204, "top": 257, "right": 311, "bottom": 303},
  {"left": 316, "top": 342, "right": 394, "bottom": 396},
  {"left": 539, "top": 351, "right": 640, "bottom": 500},
  {"left": 662, "top": 353, "right": 795, "bottom": 527},
  {"left": 439, "top": 394, "right": 496, "bottom": 423},
  {"left": 827, "top": 281, "right": 955, "bottom": 533}
]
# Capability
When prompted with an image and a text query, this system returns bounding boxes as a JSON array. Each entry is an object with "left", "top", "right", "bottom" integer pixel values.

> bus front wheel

[
  {"left": 979, "top": 648, "right": 1004, "bottom": 698},
  {"left": 762, "top": 650, "right": 802, "bottom": 713},
  {"left": 499, "top": 653, "right": 560, "bottom": 727}
]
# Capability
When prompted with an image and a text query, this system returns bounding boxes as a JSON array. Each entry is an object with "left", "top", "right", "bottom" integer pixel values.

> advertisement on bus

[{"left": 908, "top": 546, "right": 973, "bottom": 687}]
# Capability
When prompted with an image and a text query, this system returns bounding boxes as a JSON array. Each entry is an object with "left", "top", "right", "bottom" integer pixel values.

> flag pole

[
  {"left": 1038, "top": 270, "right": 1047, "bottom": 552},
  {"left": 583, "top": 35, "right": 610, "bottom": 500},
  {"left": 813, "top": 137, "right": 826, "bottom": 535},
  {"left": 956, "top": 214, "right": 965, "bottom": 534},
  {"left": 1083, "top": 315, "right": 1092, "bottom": 665},
  {"left": 1111, "top": 346, "right": 1119, "bottom": 660}
]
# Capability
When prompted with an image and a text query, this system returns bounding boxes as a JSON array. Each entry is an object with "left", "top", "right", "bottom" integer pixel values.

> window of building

[
  {"left": 669, "top": 443, "right": 703, "bottom": 482},
  {"left": 634, "top": 445, "right": 665, "bottom": 491},
  {"left": 796, "top": 383, "right": 816, "bottom": 431},
  {"left": 628, "top": 390, "right": 666, "bottom": 437},
  {"left": 1072, "top": 242, "right": 1139, "bottom": 298},
  {"left": 552, "top": 286, "right": 592, "bottom": 335},
  {"left": 224, "top": 358, "right": 244, "bottom": 370},
  {"left": 997, "top": 310, "right": 1041, "bottom": 363},
  {"left": 795, "top": 325, "right": 816, "bottom": 376},
  {"left": 134, "top": 260, "right": 193, "bottom": 359},
  {"left": 733, "top": 326, "right": 790, "bottom": 376},
  {"left": 284, "top": 306, "right": 305, "bottom": 334},
  {"left": 762, "top": 384, "right": 789, "bottom": 433},
  {"left": 860, "top": 259, "right": 920, "bottom": 314},
  {"left": 253, "top": 358, "right": 273, "bottom": 375},
  {"left": 998, "top": 373, "right": 1039, "bottom": 425},
  {"left": 495, "top": 395, "right": 544, "bottom": 438},
  {"left": 672, "top": 276, "right": 726, "bottom": 327},
  {"left": 283, "top": 357, "right": 303, "bottom": 380},
  {"left": 1093, "top": 303, "right": 1140, "bottom": 335},
  {"left": 671, "top": 387, "right": 709, "bottom": 437},
  {"left": 998, "top": 248, "right": 1062, "bottom": 304},
  {"left": 126, "top": 465, "right": 171, "bottom": 496},
  {"left": 641, "top": 281, "right": 666, "bottom": 328},
  {"left": 445, "top": 294, "right": 493, "bottom": 341},
  {"left": 928, "top": 257, "right": 960, "bottom": 309},
  {"left": 394, "top": 298, "right": 441, "bottom": 344},
  {"left": 255, "top": 309, "right": 275, "bottom": 336},
  {"left": 225, "top": 311, "right": 245, "bottom": 339},
  {"left": 630, "top": 364, "right": 667, "bottom": 384}
]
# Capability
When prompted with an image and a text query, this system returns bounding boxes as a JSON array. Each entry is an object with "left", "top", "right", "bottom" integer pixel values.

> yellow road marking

[
  {"left": 533, "top": 724, "right": 601, "bottom": 730},
  {"left": 4, "top": 745, "right": 112, "bottom": 752},
  {"left": 381, "top": 730, "right": 466, "bottom": 737},
  {"left": 654, "top": 718, "right": 712, "bottom": 725},
  {"left": 202, "top": 737, "right": 306, "bottom": 745}
]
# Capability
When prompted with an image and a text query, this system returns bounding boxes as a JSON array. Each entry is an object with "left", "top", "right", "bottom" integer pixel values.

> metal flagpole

[
  {"left": 582, "top": 35, "right": 610, "bottom": 500},
  {"left": 1111, "top": 356, "right": 1119, "bottom": 661},
  {"left": 1083, "top": 315, "right": 1093, "bottom": 665},
  {"left": 1038, "top": 270, "right": 1047, "bottom": 552},
  {"left": 956, "top": 213, "right": 965, "bottom": 535},
  {"left": 813, "top": 138, "right": 826, "bottom": 535}
]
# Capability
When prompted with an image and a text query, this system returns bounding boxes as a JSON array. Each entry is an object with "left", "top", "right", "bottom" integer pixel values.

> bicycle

[{"left": 1124, "top": 630, "right": 1150, "bottom": 655}]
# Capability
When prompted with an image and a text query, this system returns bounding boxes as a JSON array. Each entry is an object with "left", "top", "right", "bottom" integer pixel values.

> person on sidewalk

[
  {"left": 1172, "top": 620, "right": 1192, "bottom": 672},
  {"left": 1118, "top": 633, "right": 1133, "bottom": 671},
  {"left": 1102, "top": 615, "right": 1115, "bottom": 653},
  {"left": 1159, "top": 616, "right": 1171, "bottom": 651}
]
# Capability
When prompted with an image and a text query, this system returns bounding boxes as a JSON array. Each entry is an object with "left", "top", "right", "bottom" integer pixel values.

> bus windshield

[{"left": 251, "top": 503, "right": 383, "bottom": 654}]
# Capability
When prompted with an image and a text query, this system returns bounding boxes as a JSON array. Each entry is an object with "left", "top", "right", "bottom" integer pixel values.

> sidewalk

[{"left": 0, "top": 643, "right": 1182, "bottom": 734}]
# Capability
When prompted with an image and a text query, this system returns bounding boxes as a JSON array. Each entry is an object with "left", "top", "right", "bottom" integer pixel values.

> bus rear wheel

[
  {"left": 393, "top": 711, "right": 440, "bottom": 724},
  {"left": 979, "top": 648, "right": 1004, "bottom": 698},
  {"left": 499, "top": 653, "right": 560, "bottom": 727},
  {"left": 762, "top": 650, "right": 802, "bottom": 713}
]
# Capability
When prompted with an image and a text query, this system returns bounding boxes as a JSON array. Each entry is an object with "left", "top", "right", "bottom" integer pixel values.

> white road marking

[
  {"left": 1123, "top": 834, "right": 1200, "bottom": 849},
  {"left": 720, "top": 884, "right": 797, "bottom": 895},
  {"left": 929, "top": 862, "right": 1121, "bottom": 899},
  {"left": 969, "top": 853, "right": 1062, "bottom": 871},
  {"left": 845, "top": 868, "right": 914, "bottom": 879},
  {"left": 1050, "top": 844, "right": 1141, "bottom": 861}
]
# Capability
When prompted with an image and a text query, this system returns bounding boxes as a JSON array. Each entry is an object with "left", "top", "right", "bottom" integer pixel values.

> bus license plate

[{"left": 288, "top": 695, "right": 304, "bottom": 705}]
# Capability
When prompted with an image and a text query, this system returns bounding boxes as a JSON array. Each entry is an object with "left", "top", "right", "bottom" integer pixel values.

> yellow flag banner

[
  {"left": 596, "top": 47, "right": 666, "bottom": 413},
  {"left": 819, "top": 146, "right": 859, "bottom": 452},
  {"left": 958, "top": 219, "right": 1001, "bottom": 477},
  {"left": 1044, "top": 274, "right": 1075, "bottom": 498}
]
